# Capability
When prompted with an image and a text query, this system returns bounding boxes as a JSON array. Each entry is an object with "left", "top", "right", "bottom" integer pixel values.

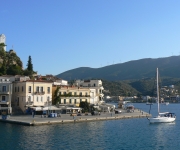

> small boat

[
  {"left": 148, "top": 68, "right": 176, "bottom": 123},
  {"left": 146, "top": 102, "right": 153, "bottom": 105},
  {"left": 162, "top": 102, "right": 169, "bottom": 105}
]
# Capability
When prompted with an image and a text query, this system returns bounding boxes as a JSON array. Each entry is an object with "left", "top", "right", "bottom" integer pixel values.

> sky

[{"left": 1, "top": 0, "right": 180, "bottom": 75}]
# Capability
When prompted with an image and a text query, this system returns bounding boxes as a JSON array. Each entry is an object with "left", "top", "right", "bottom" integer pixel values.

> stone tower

[{"left": 0, "top": 34, "right": 6, "bottom": 51}]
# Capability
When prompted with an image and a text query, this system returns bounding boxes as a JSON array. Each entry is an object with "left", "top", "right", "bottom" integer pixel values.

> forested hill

[{"left": 57, "top": 56, "right": 180, "bottom": 81}]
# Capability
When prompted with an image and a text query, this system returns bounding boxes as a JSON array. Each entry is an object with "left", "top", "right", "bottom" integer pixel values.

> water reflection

[{"left": 0, "top": 104, "right": 180, "bottom": 149}]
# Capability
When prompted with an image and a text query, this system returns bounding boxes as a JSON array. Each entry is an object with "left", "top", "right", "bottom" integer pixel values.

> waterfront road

[{"left": 0, "top": 109, "right": 151, "bottom": 126}]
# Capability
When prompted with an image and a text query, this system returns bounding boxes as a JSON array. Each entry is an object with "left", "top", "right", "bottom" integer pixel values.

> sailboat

[{"left": 148, "top": 68, "right": 176, "bottom": 123}]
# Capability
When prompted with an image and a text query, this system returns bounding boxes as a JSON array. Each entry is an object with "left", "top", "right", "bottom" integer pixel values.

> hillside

[
  {"left": 0, "top": 48, "right": 23, "bottom": 75},
  {"left": 102, "top": 77, "right": 180, "bottom": 97},
  {"left": 57, "top": 56, "right": 180, "bottom": 81}
]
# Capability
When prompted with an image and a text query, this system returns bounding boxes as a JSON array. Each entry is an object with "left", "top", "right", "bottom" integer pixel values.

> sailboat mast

[{"left": 157, "top": 68, "right": 159, "bottom": 114}]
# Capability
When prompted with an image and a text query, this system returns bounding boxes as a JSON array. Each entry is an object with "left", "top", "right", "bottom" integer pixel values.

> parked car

[
  {"left": 77, "top": 113, "right": 82, "bottom": 116},
  {"left": 115, "top": 109, "right": 122, "bottom": 114},
  {"left": 91, "top": 111, "right": 98, "bottom": 115},
  {"left": 126, "top": 105, "right": 134, "bottom": 113}
]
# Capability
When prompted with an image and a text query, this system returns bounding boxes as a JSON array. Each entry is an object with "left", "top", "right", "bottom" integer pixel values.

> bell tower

[{"left": 0, "top": 34, "right": 6, "bottom": 51}]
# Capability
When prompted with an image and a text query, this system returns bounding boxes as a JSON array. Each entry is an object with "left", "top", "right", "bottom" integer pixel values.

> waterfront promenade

[{"left": 0, "top": 109, "right": 151, "bottom": 126}]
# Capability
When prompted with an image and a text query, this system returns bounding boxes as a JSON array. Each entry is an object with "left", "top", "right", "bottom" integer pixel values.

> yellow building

[
  {"left": 12, "top": 80, "right": 53, "bottom": 112},
  {"left": 52, "top": 86, "right": 91, "bottom": 106}
]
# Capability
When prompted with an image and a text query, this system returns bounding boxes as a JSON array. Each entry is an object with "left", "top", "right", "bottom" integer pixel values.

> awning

[
  {"left": 30, "top": 106, "right": 42, "bottom": 111},
  {"left": 43, "top": 106, "right": 61, "bottom": 111},
  {"left": 63, "top": 107, "right": 82, "bottom": 110}
]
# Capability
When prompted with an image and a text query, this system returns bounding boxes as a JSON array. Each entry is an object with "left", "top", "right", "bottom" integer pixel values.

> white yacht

[{"left": 148, "top": 68, "right": 176, "bottom": 123}]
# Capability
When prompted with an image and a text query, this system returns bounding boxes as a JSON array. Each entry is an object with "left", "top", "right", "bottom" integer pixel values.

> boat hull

[{"left": 148, "top": 117, "right": 176, "bottom": 123}]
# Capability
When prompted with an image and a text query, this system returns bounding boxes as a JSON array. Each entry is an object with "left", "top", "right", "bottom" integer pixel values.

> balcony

[
  {"left": 0, "top": 106, "right": 11, "bottom": 110},
  {"left": 99, "top": 93, "right": 104, "bottom": 97},
  {"left": 60, "top": 94, "right": 90, "bottom": 97},
  {"left": 0, "top": 91, "right": 10, "bottom": 95},
  {"left": 0, "top": 101, "right": 9, "bottom": 104},
  {"left": 26, "top": 101, "right": 33, "bottom": 106},
  {"left": 44, "top": 101, "right": 52, "bottom": 106},
  {"left": 34, "top": 91, "right": 45, "bottom": 95}
]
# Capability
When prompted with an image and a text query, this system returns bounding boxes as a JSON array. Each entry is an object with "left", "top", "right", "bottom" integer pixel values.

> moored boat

[{"left": 148, "top": 68, "right": 176, "bottom": 123}]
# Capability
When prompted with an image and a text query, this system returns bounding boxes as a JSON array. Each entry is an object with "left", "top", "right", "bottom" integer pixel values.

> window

[
  {"left": 64, "top": 92, "right": 66, "bottom": 95},
  {"left": 22, "top": 86, "right": 23, "bottom": 92},
  {"left": 86, "top": 99, "right": 87, "bottom": 102},
  {"left": 85, "top": 92, "right": 87, "bottom": 96},
  {"left": 36, "top": 86, "right": 39, "bottom": 92},
  {"left": 47, "top": 96, "right": 50, "bottom": 102},
  {"left": 28, "top": 96, "right": 31, "bottom": 101},
  {"left": 79, "top": 92, "right": 82, "bottom": 96},
  {"left": 40, "top": 87, "right": 43, "bottom": 92},
  {"left": 64, "top": 99, "right": 66, "bottom": 104},
  {"left": 80, "top": 99, "right": 82, "bottom": 103},
  {"left": 2, "top": 86, "right": 6, "bottom": 92},
  {"left": 15, "top": 87, "right": 17, "bottom": 92},
  {"left": 17, "top": 97, "right": 19, "bottom": 106},
  {"left": 69, "top": 92, "right": 72, "bottom": 96},
  {"left": 74, "top": 92, "right": 77, "bottom": 96},
  {"left": 70, "top": 99, "right": 72, "bottom": 103},
  {"left": 41, "top": 97, "right": 43, "bottom": 102},
  {"left": 94, "top": 84, "right": 96, "bottom": 87},
  {"left": 74, "top": 99, "right": 76, "bottom": 104},
  {"left": 37, "top": 96, "right": 38, "bottom": 102},
  {"left": 2, "top": 96, "right": 5, "bottom": 101},
  {"left": 47, "top": 87, "right": 50, "bottom": 93},
  {"left": 28, "top": 86, "right": 31, "bottom": 93}
]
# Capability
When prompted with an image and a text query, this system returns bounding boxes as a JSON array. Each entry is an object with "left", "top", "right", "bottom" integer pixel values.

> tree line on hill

[
  {"left": 102, "top": 77, "right": 180, "bottom": 97},
  {"left": 0, "top": 47, "right": 35, "bottom": 77}
]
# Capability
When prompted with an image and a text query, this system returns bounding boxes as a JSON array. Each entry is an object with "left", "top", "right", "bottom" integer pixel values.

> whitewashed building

[
  {"left": 0, "top": 75, "right": 14, "bottom": 114},
  {"left": 53, "top": 79, "right": 68, "bottom": 86},
  {"left": 74, "top": 80, "right": 104, "bottom": 104}
]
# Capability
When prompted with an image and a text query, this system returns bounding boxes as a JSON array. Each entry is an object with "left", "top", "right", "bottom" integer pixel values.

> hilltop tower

[{"left": 0, "top": 34, "right": 6, "bottom": 51}]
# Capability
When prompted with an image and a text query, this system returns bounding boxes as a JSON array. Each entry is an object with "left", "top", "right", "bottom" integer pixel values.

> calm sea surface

[{"left": 0, "top": 103, "right": 180, "bottom": 150}]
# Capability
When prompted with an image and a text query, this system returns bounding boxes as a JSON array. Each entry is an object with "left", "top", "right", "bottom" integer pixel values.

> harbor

[{"left": 0, "top": 108, "right": 151, "bottom": 126}]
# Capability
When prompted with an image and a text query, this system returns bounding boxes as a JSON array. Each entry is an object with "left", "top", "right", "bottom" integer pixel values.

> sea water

[{"left": 0, "top": 103, "right": 180, "bottom": 150}]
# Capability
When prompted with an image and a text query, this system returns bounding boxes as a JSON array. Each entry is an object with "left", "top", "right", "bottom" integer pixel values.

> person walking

[{"left": 32, "top": 109, "right": 35, "bottom": 118}]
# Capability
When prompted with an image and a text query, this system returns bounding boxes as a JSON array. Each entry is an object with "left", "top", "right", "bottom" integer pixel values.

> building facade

[
  {"left": 0, "top": 76, "right": 13, "bottom": 114},
  {"left": 12, "top": 80, "right": 53, "bottom": 112},
  {"left": 52, "top": 86, "right": 91, "bottom": 106},
  {"left": 74, "top": 80, "right": 104, "bottom": 103}
]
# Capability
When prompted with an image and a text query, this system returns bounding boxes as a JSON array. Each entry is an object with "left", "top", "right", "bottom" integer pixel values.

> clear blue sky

[{"left": 1, "top": 0, "right": 180, "bottom": 75}]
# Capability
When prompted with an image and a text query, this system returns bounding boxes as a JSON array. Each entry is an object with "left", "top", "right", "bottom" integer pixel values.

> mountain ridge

[{"left": 57, "top": 56, "right": 180, "bottom": 81}]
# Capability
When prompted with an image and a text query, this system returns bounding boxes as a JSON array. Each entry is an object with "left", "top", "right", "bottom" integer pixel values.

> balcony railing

[
  {"left": 0, "top": 106, "right": 11, "bottom": 110},
  {"left": 0, "top": 91, "right": 10, "bottom": 95},
  {"left": 0, "top": 101, "right": 9, "bottom": 104},
  {"left": 59, "top": 94, "right": 90, "bottom": 97},
  {"left": 34, "top": 91, "right": 45, "bottom": 95},
  {"left": 26, "top": 101, "right": 33, "bottom": 105},
  {"left": 44, "top": 101, "right": 52, "bottom": 106}
]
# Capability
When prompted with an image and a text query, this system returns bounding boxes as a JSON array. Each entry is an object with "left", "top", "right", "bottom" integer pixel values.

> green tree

[
  {"left": 27, "top": 56, "right": 33, "bottom": 72},
  {"left": 53, "top": 87, "right": 61, "bottom": 105},
  {"left": 7, "top": 65, "right": 22, "bottom": 75},
  {"left": 0, "top": 49, "right": 6, "bottom": 58},
  {"left": 79, "top": 101, "right": 90, "bottom": 112},
  {"left": 0, "top": 59, "right": 6, "bottom": 75},
  {"left": 25, "top": 56, "right": 34, "bottom": 76}
]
